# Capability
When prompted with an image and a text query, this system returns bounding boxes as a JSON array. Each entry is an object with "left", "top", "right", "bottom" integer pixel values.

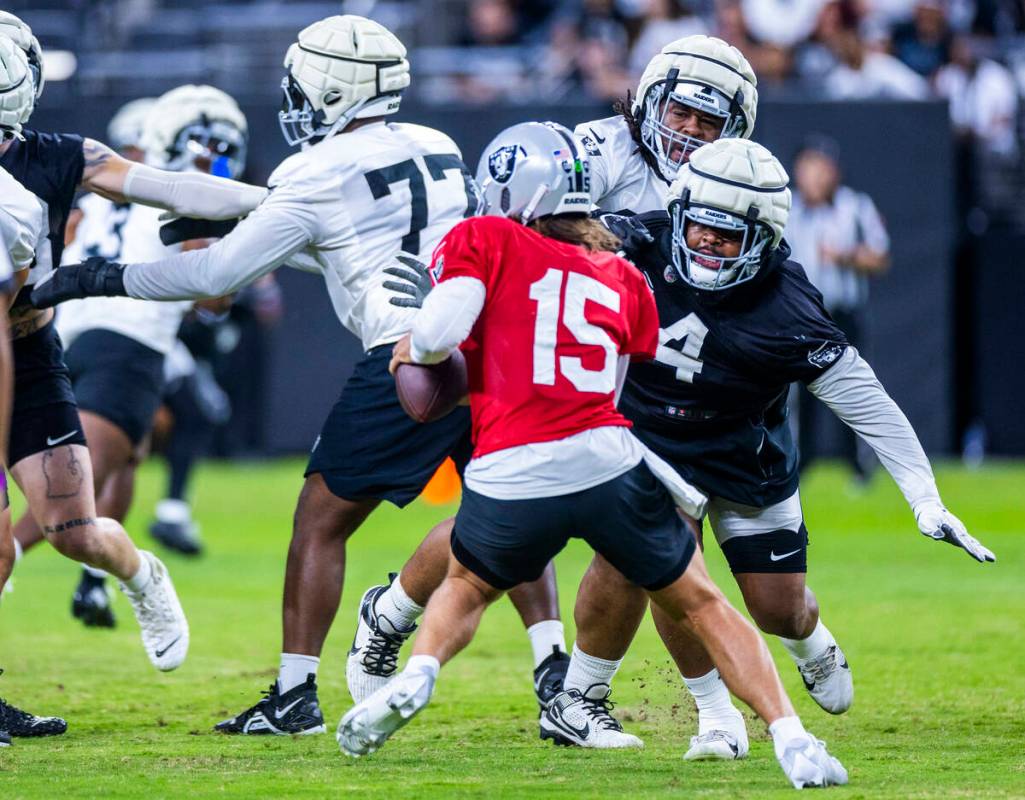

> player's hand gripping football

[
  {"left": 915, "top": 501, "right": 995, "bottom": 563},
  {"left": 389, "top": 333, "right": 413, "bottom": 375},
  {"left": 31, "top": 257, "right": 128, "bottom": 308},
  {"left": 383, "top": 254, "right": 432, "bottom": 309}
]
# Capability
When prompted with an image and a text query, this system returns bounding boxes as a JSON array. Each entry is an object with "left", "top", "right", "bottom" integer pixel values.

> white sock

[
  {"left": 278, "top": 653, "right": 320, "bottom": 693},
  {"left": 406, "top": 654, "right": 440, "bottom": 680},
  {"left": 780, "top": 619, "right": 834, "bottom": 663},
  {"left": 683, "top": 668, "right": 743, "bottom": 732},
  {"left": 563, "top": 643, "right": 621, "bottom": 694},
  {"left": 768, "top": 714, "right": 808, "bottom": 758},
  {"left": 12, "top": 538, "right": 22, "bottom": 563},
  {"left": 123, "top": 553, "right": 152, "bottom": 592},
  {"left": 526, "top": 620, "right": 566, "bottom": 668},
  {"left": 83, "top": 564, "right": 108, "bottom": 579},
  {"left": 374, "top": 576, "right": 424, "bottom": 631}
]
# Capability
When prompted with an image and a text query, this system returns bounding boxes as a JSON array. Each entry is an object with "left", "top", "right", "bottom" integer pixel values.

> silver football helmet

[{"left": 476, "top": 121, "right": 591, "bottom": 223}]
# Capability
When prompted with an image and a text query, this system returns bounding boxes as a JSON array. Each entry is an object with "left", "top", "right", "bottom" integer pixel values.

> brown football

[{"left": 394, "top": 349, "right": 468, "bottom": 423}]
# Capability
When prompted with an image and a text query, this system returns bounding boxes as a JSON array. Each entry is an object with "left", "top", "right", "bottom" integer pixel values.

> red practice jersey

[{"left": 432, "top": 216, "right": 659, "bottom": 458}]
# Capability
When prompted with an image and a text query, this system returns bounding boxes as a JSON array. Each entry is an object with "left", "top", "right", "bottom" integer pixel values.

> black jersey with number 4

[
  {"left": 0, "top": 128, "right": 85, "bottom": 307},
  {"left": 620, "top": 211, "right": 849, "bottom": 508}
]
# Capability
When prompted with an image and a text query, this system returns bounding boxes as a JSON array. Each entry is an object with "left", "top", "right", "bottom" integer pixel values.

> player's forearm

[
  {"left": 808, "top": 347, "right": 940, "bottom": 510},
  {"left": 124, "top": 211, "right": 309, "bottom": 300},
  {"left": 80, "top": 139, "right": 268, "bottom": 219},
  {"left": 120, "top": 164, "right": 268, "bottom": 220},
  {"left": 410, "top": 277, "right": 485, "bottom": 364}
]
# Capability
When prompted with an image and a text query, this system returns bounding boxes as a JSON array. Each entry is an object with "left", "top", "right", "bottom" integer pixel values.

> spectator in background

[
  {"left": 546, "top": 0, "right": 633, "bottom": 99},
  {"left": 786, "top": 136, "right": 891, "bottom": 482},
  {"left": 460, "top": 0, "right": 522, "bottom": 46},
  {"left": 629, "top": 0, "right": 709, "bottom": 74},
  {"left": 890, "top": 0, "right": 953, "bottom": 78},
  {"left": 740, "top": 0, "right": 826, "bottom": 48},
  {"left": 714, "top": 0, "right": 797, "bottom": 86},
  {"left": 818, "top": 0, "right": 930, "bottom": 97},
  {"left": 935, "top": 35, "right": 1018, "bottom": 160}
]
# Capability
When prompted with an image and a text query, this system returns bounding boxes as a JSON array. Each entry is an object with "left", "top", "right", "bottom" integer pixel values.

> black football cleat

[
  {"left": 0, "top": 677, "right": 68, "bottom": 738},
  {"left": 149, "top": 519, "right": 203, "bottom": 557},
  {"left": 214, "top": 674, "right": 326, "bottom": 735},
  {"left": 533, "top": 646, "right": 571, "bottom": 711},
  {"left": 0, "top": 729, "right": 10, "bottom": 747},
  {"left": 71, "top": 569, "right": 116, "bottom": 628}
]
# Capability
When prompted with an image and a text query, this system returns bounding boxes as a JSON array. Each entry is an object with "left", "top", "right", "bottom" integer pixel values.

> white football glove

[{"left": 915, "top": 501, "right": 995, "bottom": 563}]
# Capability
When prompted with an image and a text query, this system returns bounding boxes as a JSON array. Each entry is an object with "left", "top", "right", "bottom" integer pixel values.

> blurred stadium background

[{"left": 13, "top": 0, "right": 1025, "bottom": 466}]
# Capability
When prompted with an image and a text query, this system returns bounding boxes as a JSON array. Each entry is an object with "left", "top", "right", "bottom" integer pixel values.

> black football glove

[
  {"left": 599, "top": 213, "right": 654, "bottom": 256},
  {"left": 159, "top": 216, "right": 239, "bottom": 246},
  {"left": 383, "top": 253, "right": 433, "bottom": 309},
  {"left": 30, "top": 257, "right": 128, "bottom": 308}
]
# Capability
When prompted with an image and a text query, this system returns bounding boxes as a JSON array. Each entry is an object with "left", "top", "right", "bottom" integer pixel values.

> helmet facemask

[
  {"left": 166, "top": 116, "right": 248, "bottom": 178},
  {"left": 670, "top": 194, "right": 772, "bottom": 291},
  {"left": 639, "top": 72, "right": 748, "bottom": 179}
]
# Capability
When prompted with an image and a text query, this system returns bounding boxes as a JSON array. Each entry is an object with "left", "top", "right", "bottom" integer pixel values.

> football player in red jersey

[{"left": 337, "top": 122, "right": 847, "bottom": 790}]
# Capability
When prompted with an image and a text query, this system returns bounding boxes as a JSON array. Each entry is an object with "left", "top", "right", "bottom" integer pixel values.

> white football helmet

[
  {"left": 0, "top": 12, "right": 43, "bottom": 100},
  {"left": 107, "top": 97, "right": 157, "bottom": 153},
  {"left": 667, "top": 138, "right": 790, "bottom": 292},
  {"left": 0, "top": 36, "right": 33, "bottom": 139},
  {"left": 140, "top": 85, "right": 248, "bottom": 178},
  {"left": 279, "top": 15, "right": 410, "bottom": 147},
  {"left": 477, "top": 121, "right": 591, "bottom": 223},
  {"left": 634, "top": 35, "right": 757, "bottom": 178}
]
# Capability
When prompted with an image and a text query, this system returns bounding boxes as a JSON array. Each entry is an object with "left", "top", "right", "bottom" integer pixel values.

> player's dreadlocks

[
  {"left": 613, "top": 90, "right": 667, "bottom": 182},
  {"left": 529, "top": 216, "right": 621, "bottom": 253}
]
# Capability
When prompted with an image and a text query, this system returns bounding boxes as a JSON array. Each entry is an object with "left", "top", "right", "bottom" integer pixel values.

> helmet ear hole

[{"left": 323, "top": 91, "right": 343, "bottom": 107}]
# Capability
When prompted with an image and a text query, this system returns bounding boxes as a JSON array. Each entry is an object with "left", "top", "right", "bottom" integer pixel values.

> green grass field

[{"left": 0, "top": 459, "right": 1022, "bottom": 798}]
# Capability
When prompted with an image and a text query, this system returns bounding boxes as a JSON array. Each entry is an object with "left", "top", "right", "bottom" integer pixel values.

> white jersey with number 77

[{"left": 119, "top": 121, "right": 479, "bottom": 350}]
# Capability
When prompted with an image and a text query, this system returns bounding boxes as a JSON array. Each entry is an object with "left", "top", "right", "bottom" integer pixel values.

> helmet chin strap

[{"left": 518, "top": 183, "right": 551, "bottom": 224}]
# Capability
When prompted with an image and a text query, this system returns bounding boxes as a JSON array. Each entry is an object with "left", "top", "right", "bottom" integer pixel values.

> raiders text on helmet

[
  {"left": 0, "top": 12, "right": 43, "bottom": 100},
  {"left": 279, "top": 15, "right": 410, "bottom": 147},
  {"left": 0, "top": 36, "right": 33, "bottom": 139},
  {"left": 667, "top": 138, "right": 790, "bottom": 291},
  {"left": 140, "top": 85, "right": 249, "bottom": 179},
  {"left": 476, "top": 121, "right": 591, "bottom": 223},
  {"left": 634, "top": 35, "right": 758, "bottom": 178}
]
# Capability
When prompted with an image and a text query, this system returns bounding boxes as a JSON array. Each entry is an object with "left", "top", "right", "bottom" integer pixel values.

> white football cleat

[
  {"left": 540, "top": 685, "right": 643, "bottom": 749},
  {"left": 119, "top": 551, "right": 189, "bottom": 671},
  {"left": 684, "top": 707, "right": 749, "bottom": 761},
  {"left": 346, "top": 578, "right": 416, "bottom": 704},
  {"left": 776, "top": 733, "right": 849, "bottom": 789},
  {"left": 797, "top": 644, "right": 853, "bottom": 714},
  {"left": 337, "top": 669, "right": 433, "bottom": 757}
]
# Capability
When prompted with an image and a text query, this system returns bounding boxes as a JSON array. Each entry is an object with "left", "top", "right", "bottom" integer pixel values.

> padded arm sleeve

[
  {"left": 123, "top": 189, "right": 318, "bottom": 300},
  {"left": 121, "top": 163, "right": 269, "bottom": 220},
  {"left": 409, "top": 276, "right": 486, "bottom": 364},
  {"left": 807, "top": 347, "right": 941, "bottom": 513}
]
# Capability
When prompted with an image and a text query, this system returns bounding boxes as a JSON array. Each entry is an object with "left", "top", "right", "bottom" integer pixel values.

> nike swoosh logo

[
  {"left": 154, "top": 635, "right": 181, "bottom": 658},
  {"left": 46, "top": 430, "right": 78, "bottom": 446},
  {"left": 552, "top": 709, "right": 590, "bottom": 740},
  {"left": 274, "top": 698, "right": 304, "bottom": 720},
  {"left": 770, "top": 549, "right": 801, "bottom": 562},
  {"left": 589, "top": 128, "right": 606, "bottom": 144}
]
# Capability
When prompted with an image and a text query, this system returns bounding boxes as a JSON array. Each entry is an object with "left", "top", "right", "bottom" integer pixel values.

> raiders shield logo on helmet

[{"left": 488, "top": 145, "right": 522, "bottom": 184}]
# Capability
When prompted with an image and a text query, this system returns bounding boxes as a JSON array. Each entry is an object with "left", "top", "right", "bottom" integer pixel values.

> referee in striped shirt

[{"left": 788, "top": 135, "right": 891, "bottom": 483}]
